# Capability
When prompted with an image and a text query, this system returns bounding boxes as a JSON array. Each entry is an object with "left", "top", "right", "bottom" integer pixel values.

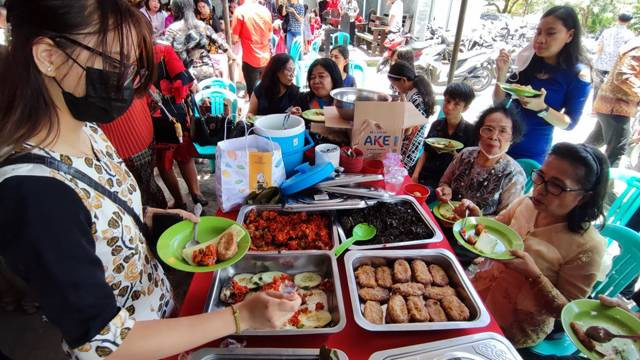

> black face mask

[{"left": 56, "top": 66, "right": 135, "bottom": 124}]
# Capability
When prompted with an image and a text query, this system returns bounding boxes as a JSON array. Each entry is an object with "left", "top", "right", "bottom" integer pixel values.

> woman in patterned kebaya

[{"left": 0, "top": 1, "right": 300, "bottom": 359}]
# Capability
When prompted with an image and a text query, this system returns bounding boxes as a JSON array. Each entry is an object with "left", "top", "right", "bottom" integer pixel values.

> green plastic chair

[
  {"left": 198, "top": 77, "right": 237, "bottom": 94},
  {"left": 607, "top": 168, "right": 640, "bottom": 227},
  {"left": 294, "top": 60, "right": 311, "bottom": 90},
  {"left": 531, "top": 223, "right": 640, "bottom": 356},
  {"left": 193, "top": 89, "right": 238, "bottom": 172},
  {"left": 289, "top": 37, "right": 304, "bottom": 63},
  {"left": 271, "top": 33, "right": 278, "bottom": 52},
  {"left": 347, "top": 59, "right": 366, "bottom": 87},
  {"left": 309, "top": 37, "right": 322, "bottom": 58},
  {"left": 331, "top": 32, "right": 350, "bottom": 46},
  {"left": 516, "top": 158, "right": 541, "bottom": 194}
]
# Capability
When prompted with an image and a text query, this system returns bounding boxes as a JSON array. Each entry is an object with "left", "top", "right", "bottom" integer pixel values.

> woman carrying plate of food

[{"left": 468, "top": 143, "right": 609, "bottom": 352}]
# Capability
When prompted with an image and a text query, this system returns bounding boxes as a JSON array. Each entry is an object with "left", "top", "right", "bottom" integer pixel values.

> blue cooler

[{"left": 254, "top": 114, "right": 314, "bottom": 176}]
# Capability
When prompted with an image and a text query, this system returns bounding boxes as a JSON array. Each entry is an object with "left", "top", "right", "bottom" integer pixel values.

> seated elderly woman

[
  {"left": 471, "top": 142, "right": 609, "bottom": 350},
  {"left": 248, "top": 54, "right": 300, "bottom": 116},
  {"left": 295, "top": 58, "right": 344, "bottom": 111},
  {"left": 436, "top": 105, "right": 526, "bottom": 216}
]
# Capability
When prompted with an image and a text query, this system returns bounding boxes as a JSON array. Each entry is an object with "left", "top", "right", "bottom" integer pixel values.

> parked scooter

[
  {"left": 376, "top": 33, "right": 437, "bottom": 73},
  {"left": 415, "top": 48, "right": 495, "bottom": 92}
]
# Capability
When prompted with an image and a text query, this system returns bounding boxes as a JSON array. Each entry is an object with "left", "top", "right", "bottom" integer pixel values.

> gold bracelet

[{"left": 230, "top": 305, "right": 242, "bottom": 334}]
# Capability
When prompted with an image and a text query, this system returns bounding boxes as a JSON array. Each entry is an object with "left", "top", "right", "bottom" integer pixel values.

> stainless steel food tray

[
  {"left": 368, "top": 332, "right": 522, "bottom": 360},
  {"left": 237, "top": 204, "right": 345, "bottom": 253},
  {"left": 188, "top": 347, "right": 349, "bottom": 360},
  {"left": 205, "top": 252, "right": 346, "bottom": 335},
  {"left": 344, "top": 249, "right": 490, "bottom": 331},
  {"left": 335, "top": 196, "right": 443, "bottom": 250}
]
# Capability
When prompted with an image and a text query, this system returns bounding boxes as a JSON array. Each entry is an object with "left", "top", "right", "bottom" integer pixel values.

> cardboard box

[{"left": 322, "top": 102, "right": 429, "bottom": 160}]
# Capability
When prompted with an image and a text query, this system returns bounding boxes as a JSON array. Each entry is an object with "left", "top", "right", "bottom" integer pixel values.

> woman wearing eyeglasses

[
  {"left": 436, "top": 105, "right": 526, "bottom": 218},
  {"left": 471, "top": 143, "right": 608, "bottom": 351},
  {"left": 0, "top": 1, "right": 299, "bottom": 359}
]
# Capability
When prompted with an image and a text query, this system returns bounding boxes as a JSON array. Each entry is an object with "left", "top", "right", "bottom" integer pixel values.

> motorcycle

[
  {"left": 415, "top": 48, "right": 495, "bottom": 92},
  {"left": 376, "top": 33, "right": 436, "bottom": 73}
]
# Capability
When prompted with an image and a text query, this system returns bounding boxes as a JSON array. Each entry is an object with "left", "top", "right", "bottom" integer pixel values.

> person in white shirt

[
  {"left": 339, "top": 0, "right": 359, "bottom": 45},
  {"left": 592, "top": 13, "right": 634, "bottom": 101},
  {"left": 140, "top": 0, "right": 167, "bottom": 40},
  {"left": 387, "top": 0, "right": 403, "bottom": 35}
]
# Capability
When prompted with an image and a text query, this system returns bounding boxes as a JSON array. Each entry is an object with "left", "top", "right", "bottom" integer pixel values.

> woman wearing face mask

[
  {"left": 140, "top": 0, "right": 167, "bottom": 40},
  {"left": 436, "top": 106, "right": 526, "bottom": 217},
  {"left": 387, "top": 61, "right": 436, "bottom": 169},
  {"left": 295, "top": 58, "right": 343, "bottom": 111},
  {"left": 248, "top": 53, "right": 300, "bottom": 116},
  {"left": 472, "top": 143, "right": 608, "bottom": 351},
  {"left": 493, "top": 6, "right": 591, "bottom": 165},
  {"left": 0, "top": 1, "right": 301, "bottom": 359},
  {"left": 160, "top": 0, "right": 235, "bottom": 81}
]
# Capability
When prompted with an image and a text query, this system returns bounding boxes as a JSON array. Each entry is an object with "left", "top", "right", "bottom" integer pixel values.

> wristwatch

[{"left": 537, "top": 105, "right": 550, "bottom": 118}]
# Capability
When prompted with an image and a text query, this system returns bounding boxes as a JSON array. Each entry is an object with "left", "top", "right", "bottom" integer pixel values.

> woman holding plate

[
  {"left": 493, "top": 6, "right": 591, "bottom": 164},
  {"left": 0, "top": 1, "right": 300, "bottom": 359},
  {"left": 471, "top": 142, "right": 609, "bottom": 350}
]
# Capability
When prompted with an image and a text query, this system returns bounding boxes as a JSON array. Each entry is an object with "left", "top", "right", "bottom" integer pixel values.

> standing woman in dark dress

[
  {"left": 248, "top": 53, "right": 300, "bottom": 116},
  {"left": 493, "top": 6, "right": 591, "bottom": 164},
  {"left": 0, "top": 1, "right": 299, "bottom": 359}
]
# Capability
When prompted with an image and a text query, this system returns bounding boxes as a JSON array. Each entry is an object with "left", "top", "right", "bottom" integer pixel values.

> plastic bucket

[{"left": 254, "top": 114, "right": 314, "bottom": 176}]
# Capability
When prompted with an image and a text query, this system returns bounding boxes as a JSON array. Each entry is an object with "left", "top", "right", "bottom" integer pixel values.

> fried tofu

[
  {"left": 393, "top": 259, "right": 411, "bottom": 283},
  {"left": 355, "top": 265, "right": 377, "bottom": 288},
  {"left": 428, "top": 264, "right": 449, "bottom": 286},
  {"left": 358, "top": 287, "right": 390, "bottom": 302},
  {"left": 375, "top": 266, "right": 393, "bottom": 288},
  {"left": 411, "top": 259, "right": 433, "bottom": 285},
  {"left": 406, "top": 296, "right": 430, "bottom": 322},
  {"left": 426, "top": 299, "right": 447, "bottom": 322},
  {"left": 424, "top": 285, "right": 457, "bottom": 300},
  {"left": 441, "top": 295, "right": 470, "bottom": 321},
  {"left": 363, "top": 301, "right": 384, "bottom": 324},
  {"left": 391, "top": 282, "right": 426, "bottom": 297},
  {"left": 386, "top": 294, "right": 409, "bottom": 323}
]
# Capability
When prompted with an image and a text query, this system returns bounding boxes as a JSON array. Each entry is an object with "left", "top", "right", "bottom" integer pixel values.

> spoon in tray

[
  {"left": 185, "top": 203, "right": 203, "bottom": 249},
  {"left": 334, "top": 223, "right": 377, "bottom": 257}
]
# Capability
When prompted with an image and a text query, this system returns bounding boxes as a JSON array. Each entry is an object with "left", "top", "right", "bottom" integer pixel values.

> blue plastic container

[{"left": 254, "top": 114, "right": 314, "bottom": 176}]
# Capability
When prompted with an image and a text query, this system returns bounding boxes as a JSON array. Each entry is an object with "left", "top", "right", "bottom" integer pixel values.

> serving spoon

[
  {"left": 334, "top": 223, "right": 376, "bottom": 257},
  {"left": 585, "top": 325, "right": 640, "bottom": 343}
]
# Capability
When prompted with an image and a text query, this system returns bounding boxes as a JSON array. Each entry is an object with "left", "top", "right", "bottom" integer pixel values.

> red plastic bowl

[
  {"left": 340, "top": 147, "right": 364, "bottom": 173},
  {"left": 403, "top": 183, "right": 430, "bottom": 204}
]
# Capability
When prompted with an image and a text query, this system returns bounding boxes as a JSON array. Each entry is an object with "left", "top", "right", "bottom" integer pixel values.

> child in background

[
  {"left": 412, "top": 82, "right": 476, "bottom": 199},
  {"left": 273, "top": 19, "right": 287, "bottom": 54}
]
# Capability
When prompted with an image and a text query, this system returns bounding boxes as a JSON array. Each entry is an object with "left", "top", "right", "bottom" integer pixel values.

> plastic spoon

[
  {"left": 585, "top": 325, "right": 640, "bottom": 343},
  {"left": 334, "top": 223, "right": 377, "bottom": 257}
]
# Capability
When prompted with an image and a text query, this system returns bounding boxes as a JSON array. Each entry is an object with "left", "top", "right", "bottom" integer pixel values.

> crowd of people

[{"left": 0, "top": 0, "right": 638, "bottom": 359}]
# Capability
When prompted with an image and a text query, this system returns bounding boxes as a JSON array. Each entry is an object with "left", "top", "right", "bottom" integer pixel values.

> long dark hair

[
  {"left": 330, "top": 44, "right": 349, "bottom": 73},
  {"left": 0, "top": 0, "right": 154, "bottom": 159},
  {"left": 548, "top": 143, "right": 609, "bottom": 234},
  {"left": 388, "top": 60, "right": 435, "bottom": 117},
  {"left": 473, "top": 105, "right": 523, "bottom": 144},
  {"left": 260, "top": 53, "right": 296, "bottom": 101},
  {"left": 510, "top": 6, "right": 588, "bottom": 85},
  {"left": 307, "top": 58, "right": 343, "bottom": 93}
]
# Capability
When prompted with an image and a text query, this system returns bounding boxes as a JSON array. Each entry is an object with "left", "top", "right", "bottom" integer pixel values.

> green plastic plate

[
  {"left": 302, "top": 109, "right": 325, "bottom": 122},
  {"left": 562, "top": 299, "right": 640, "bottom": 360},
  {"left": 157, "top": 216, "right": 250, "bottom": 273},
  {"left": 452, "top": 217, "right": 524, "bottom": 260},
  {"left": 498, "top": 83, "right": 542, "bottom": 98},
  {"left": 425, "top": 137, "right": 464, "bottom": 152},
  {"left": 433, "top": 201, "right": 462, "bottom": 225}
]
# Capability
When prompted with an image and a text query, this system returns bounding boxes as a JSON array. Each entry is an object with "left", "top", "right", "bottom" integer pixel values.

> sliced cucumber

[
  {"left": 252, "top": 271, "right": 286, "bottom": 286},
  {"left": 299, "top": 310, "right": 332, "bottom": 328},
  {"left": 232, "top": 273, "right": 257, "bottom": 289},
  {"left": 294, "top": 272, "right": 322, "bottom": 289}
]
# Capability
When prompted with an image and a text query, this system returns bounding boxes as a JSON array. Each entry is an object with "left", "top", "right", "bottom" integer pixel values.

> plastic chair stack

[
  {"left": 607, "top": 168, "right": 640, "bottom": 227},
  {"left": 309, "top": 37, "right": 322, "bottom": 59},
  {"left": 347, "top": 59, "right": 366, "bottom": 87},
  {"left": 193, "top": 88, "right": 238, "bottom": 172},
  {"left": 530, "top": 223, "right": 640, "bottom": 356},
  {"left": 198, "top": 77, "right": 237, "bottom": 94},
  {"left": 331, "top": 32, "right": 350, "bottom": 47},
  {"left": 516, "top": 158, "right": 542, "bottom": 194},
  {"left": 289, "top": 37, "right": 304, "bottom": 63}
]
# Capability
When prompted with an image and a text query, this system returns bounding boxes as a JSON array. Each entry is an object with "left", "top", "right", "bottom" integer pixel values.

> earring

[{"left": 47, "top": 64, "right": 53, "bottom": 73}]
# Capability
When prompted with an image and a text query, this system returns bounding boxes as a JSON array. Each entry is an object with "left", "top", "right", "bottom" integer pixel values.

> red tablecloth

[{"left": 175, "top": 182, "right": 504, "bottom": 359}]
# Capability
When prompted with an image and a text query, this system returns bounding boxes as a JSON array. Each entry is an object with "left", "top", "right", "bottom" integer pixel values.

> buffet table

[{"left": 174, "top": 185, "right": 504, "bottom": 359}]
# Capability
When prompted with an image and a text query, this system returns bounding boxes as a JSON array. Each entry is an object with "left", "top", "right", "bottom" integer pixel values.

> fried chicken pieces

[{"left": 356, "top": 258, "right": 470, "bottom": 325}]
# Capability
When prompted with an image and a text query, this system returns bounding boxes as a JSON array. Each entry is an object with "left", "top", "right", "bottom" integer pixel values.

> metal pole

[{"left": 447, "top": 0, "right": 467, "bottom": 85}]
